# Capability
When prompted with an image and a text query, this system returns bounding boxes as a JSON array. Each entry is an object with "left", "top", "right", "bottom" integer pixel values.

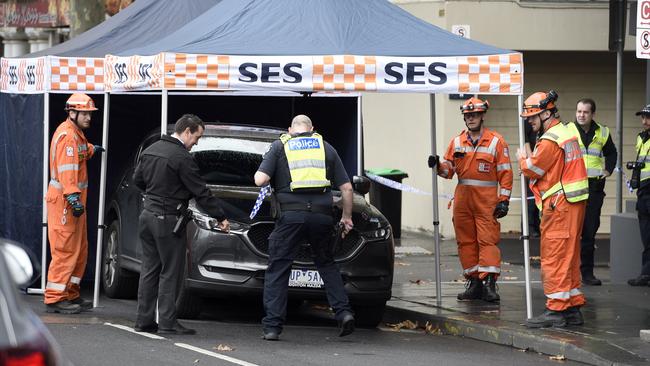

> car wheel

[
  {"left": 176, "top": 252, "right": 203, "bottom": 319},
  {"left": 352, "top": 302, "right": 386, "bottom": 328},
  {"left": 102, "top": 220, "right": 138, "bottom": 299}
]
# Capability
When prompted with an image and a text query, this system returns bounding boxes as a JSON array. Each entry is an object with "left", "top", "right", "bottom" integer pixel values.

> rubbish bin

[{"left": 365, "top": 168, "right": 408, "bottom": 239}]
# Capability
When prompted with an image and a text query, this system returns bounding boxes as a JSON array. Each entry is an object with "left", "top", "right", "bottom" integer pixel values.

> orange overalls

[
  {"left": 44, "top": 119, "right": 96, "bottom": 304},
  {"left": 519, "top": 119, "right": 587, "bottom": 311},
  {"left": 438, "top": 128, "right": 513, "bottom": 280}
]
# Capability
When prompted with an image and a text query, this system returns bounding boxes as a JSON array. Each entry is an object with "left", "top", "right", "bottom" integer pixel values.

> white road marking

[
  {"left": 175, "top": 342, "right": 260, "bottom": 366},
  {"left": 395, "top": 246, "right": 432, "bottom": 255},
  {"left": 104, "top": 322, "right": 166, "bottom": 340}
]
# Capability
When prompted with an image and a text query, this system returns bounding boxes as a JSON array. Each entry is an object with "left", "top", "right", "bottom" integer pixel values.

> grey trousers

[{"left": 135, "top": 210, "right": 185, "bottom": 329}]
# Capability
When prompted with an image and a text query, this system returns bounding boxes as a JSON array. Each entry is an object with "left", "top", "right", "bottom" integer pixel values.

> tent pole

[
  {"left": 161, "top": 89, "right": 168, "bottom": 136},
  {"left": 518, "top": 94, "right": 533, "bottom": 319},
  {"left": 93, "top": 92, "right": 110, "bottom": 308},
  {"left": 357, "top": 95, "right": 363, "bottom": 175},
  {"left": 29, "top": 92, "right": 50, "bottom": 296},
  {"left": 429, "top": 94, "right": 442, "bottom": 306}
]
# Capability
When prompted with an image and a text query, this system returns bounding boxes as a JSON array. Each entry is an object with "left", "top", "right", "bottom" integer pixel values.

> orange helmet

[
  {"left": 521, "top": 91, "right": 558, "bottom": 117},
  {"left": 460, "top": 97, "right": 489, "bottom": 114},
  {"left": 65, "top": 93, "right": 98, "bottom": 112}
]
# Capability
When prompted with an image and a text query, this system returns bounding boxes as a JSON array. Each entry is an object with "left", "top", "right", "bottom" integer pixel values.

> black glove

[
  {"left": 93, "top": 145, "right": 105, "bottom": 154},
  {"left": 493, "top": 200, "right": 509, "bottom": 219},
  {"left": 427, "top": 155, "right": 440, "bottom": 168},
  {"left": 65, "top": 193, "right": 85, "bottom": 217}
]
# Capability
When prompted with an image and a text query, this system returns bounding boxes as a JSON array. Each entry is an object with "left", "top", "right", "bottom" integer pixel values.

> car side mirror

[
  {"left": 352, "top": 175, "right": 371, "bottom": 195},
  {"left": 0, "top": 239, "right": 37, "bottom": 287}
]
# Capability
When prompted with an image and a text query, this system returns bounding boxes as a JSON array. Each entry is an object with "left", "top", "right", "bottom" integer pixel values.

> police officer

[
  {"left": 567, "top": 98, "right": 617, "bottom": 286},
  {"left": 627, "top": 105, "right": 650, "bottom": 287},
  {"left": 254, "top": 114, "right": 355, "bottom": 341},
  {"left": 133, "top": 114, "right": 229, "bottom": 335}
]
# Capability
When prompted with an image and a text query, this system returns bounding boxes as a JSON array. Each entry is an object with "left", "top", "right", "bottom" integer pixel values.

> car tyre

[
  {"left": 176, "top": 252, "right": 203, "bottom": 319},
  {"left": 352, "top": 302, "right": 386, "bottom": 328},
  {"left": 102, "top": 220, "right": 138, "bottom": 299}
]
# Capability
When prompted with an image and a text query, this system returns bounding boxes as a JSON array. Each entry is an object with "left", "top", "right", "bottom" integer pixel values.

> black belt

[{"left": 280, "top": 202, "right": 332, "bottom": 215}]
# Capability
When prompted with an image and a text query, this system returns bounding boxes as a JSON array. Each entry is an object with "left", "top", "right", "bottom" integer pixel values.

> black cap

[{"left": 636, "top": 104, "right": 650, "bottom": 116}]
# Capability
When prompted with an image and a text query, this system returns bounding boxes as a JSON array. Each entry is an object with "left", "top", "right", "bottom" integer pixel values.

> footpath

[{"left": 385, "top": 231, "right": 650, "bottom": 366}]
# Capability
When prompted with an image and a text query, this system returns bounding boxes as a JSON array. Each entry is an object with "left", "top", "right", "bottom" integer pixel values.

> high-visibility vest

[
  {"left": 635, "top": 133, "right": 650, "bottom": 184},
  {"left": 567, "top": 121, "right": 610, "bottom": 178},
  {"left": 280, "top": 132, "right": 330, "bottom": 191},
  {"left": 535, "top": 123, "right": 589, "bottom": 210}
]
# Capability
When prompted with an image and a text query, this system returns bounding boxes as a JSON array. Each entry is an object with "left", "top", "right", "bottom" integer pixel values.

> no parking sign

[{"left": 636, "top": 0, "right": 650, "bottom": 58}]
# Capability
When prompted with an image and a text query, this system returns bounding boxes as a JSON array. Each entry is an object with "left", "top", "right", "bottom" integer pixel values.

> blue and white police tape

[
  {"left": 614, "top": 167, "right": 635, "bottom": 193},
  {"left": 364, "top": 173, "right": 533, "bottom": 201},
  {"left": 249, "top": 185, "right": 271, "bottom": 219}
]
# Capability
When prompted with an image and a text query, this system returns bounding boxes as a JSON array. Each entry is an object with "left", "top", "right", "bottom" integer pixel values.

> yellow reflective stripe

[
  {"left": 463, "top": 265, "right": 479, "bottom": 274},
  {"left": 49, "top": 179, "right": 87, "bottom": 190},
  {"left": 458, "top": 179, "right": 497, "bottom": 187},
  {"left": 46, "top": 281, "right": 66, "bottom": 291},
  {"left": 526, "top": 158, "right": 545, "bottom": 176},
  {"left": 57, "top": 163, "right": 79, "bottom": 173},
  {"left": 290, "top": 180, "right": 331, "bottom": 190},
  {"left": 478, "top": 266, "right": 500, "bottom": 273},
  {"left": 586, "top": 168, "right": 604, "bottom": 177},
  {"left": 496, "top": 163, "right": 511, "bottom": 172},
  {"left": 51, "top": 132, "right": 68, "bottom": 164},
  {"left": 287, "top": 159, "right": 326, "bottom": 170},
  {"left": 570, "top": 288, "right": 583, "bottom": 296},
  {"left": 641, "top": 171, "right": 650, "bottom": 181},
  {"left": 547, "top": 291, "right": 570, "bottom": 300},
  {"left": 453, "top": 136, "right": 461, "bottom": 151}
]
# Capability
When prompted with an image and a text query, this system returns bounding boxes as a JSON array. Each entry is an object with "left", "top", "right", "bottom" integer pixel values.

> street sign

[
  {"left": 451, "top": 25, "right": 470, "bottom": 39},
  {"left": 637, "top": 0, "right": 650, "bottom": 57}
]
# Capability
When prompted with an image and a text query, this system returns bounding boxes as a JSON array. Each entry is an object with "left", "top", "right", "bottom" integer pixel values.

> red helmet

[
  {"left": 521, "top": 91, "right": 557, "bottom": 117},
  {"left": 460, "top": 97, "right": 489, "bottom": 114},
  {"left": 65, "top": 93, "right": 98, "bottom": 112}
]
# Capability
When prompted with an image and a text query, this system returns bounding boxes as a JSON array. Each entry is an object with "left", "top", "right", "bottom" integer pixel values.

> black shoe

[
  {"left": 45, "top": 300, "right": 81, "bottom": 314},
  {"left": 482, "top": 274, "right": 500, "bottom": 303},
  {"left": 338, "top": 313, "right": 355, "bottom": 337},
  {"left": 581, "top": 273, "right": 602, "bottom": 286},
  {"left": 134, "top": 323, "right": 159, "bottom": 333},
  {"left": 563, "top": 307, "right": 584, "bottom": 326},
  {"left": 525, "top": 309, "right": 567, "bottom": 328},
  {"left": 158, "top": 322, "right": 196, "bottom": 335},
  {"left": 628, "top": 275, "right": 650, "bottom": 286},
  {"left": 262, "top": 330, "right": 280, "bottom": 341},
  {"left": 457, "top": 277, "right": 483, "bottom": 301},
  {"left": 70, "top": 297, "right": 93, "bottom": 310}
]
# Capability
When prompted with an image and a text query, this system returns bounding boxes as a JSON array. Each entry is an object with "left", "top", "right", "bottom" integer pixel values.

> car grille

[{"left": 247, "top": 222, "right": 362, "bottom": 262}]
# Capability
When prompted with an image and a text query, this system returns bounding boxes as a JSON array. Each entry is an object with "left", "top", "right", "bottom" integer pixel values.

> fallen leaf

[
  {"left": 395, "top": 262, "right": 411, "bottom": 266},
  {"left": 549, "top": 355, "right": 566, "bottom": 361},
  {"left": 386, "top": 319, "right": 419, "bottom": 331},
  {"left": 214, "top": 344, "right": 235, "bottom": 352},
  {"left": 424, "top": 321, "right": 442, "bottom": 335},
  {"left": 409, "top": 279, "right": 427, "bottom": 285}
]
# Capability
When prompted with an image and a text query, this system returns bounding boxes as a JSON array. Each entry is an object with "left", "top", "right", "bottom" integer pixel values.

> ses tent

[{"left": 0, "top": 0, "right": 533, "bottom": 316}]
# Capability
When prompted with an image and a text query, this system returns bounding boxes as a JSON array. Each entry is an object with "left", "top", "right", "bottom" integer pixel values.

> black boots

[
  {"left": 45, "top": 300, "right": 81, "bottom": 314},
  {"left": 627, "top": 274, "right": 650, "bottom": 286},
  {"left": 525, "top": 309, "right": 567, "bottom": 328},
  {"left": 457, "top": 277, "right": 483, "bottom": 301},
  {"left": 581, "top": 271, "right": 602, "bottom": 286},
  {"left": 563, "top": 306, "right": 584, "bottom": 326},
  {"left": 482, "top": 274, "right": 500, "bottom": 303}
]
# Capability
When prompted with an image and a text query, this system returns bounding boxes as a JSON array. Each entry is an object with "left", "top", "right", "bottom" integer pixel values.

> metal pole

[
  {"left": 28, "top": 92, "right": 49, "bottom": 295},
  {"left": 646, "top": 60, "right": 650, "bottom": 104},
  {"left": 161, "top": 89, "right": 168, "bottom": 136},
  {"left": 357, "top": 95, "right": 363, "bottom": 176},
  {"left": 615, "top": 47, "right": 624, "bottom": 213},
  {"left": 93, "top": 92, "right": 110, "bottom": 308},
  {"left": 429, "top": 94, "right": 442, "bottom": 306},
  {"left": 517, "top": 95, "right": 533, "bottom": 319}
]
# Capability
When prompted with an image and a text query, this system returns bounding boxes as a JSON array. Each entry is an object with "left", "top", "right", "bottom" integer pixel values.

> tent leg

[
  {"left": 29, "top": 92, "right": 50, "bottom": 296},
  {"left": 357, "top": 95, "right": 363, "bottom": 176},
  {"left": 161, "top": 89, "right": 168, "bottom": 136},
  {"left": 93, "top": 92, "right": 111, "bottom": 308},
  {"left": 429, "top": 94, "right": 442, "bottom": 306},
  {"left": 518, "top": 95, "right": 533, "bottom": 319}
]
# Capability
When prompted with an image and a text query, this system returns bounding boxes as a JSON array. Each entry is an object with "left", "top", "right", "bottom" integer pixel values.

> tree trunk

[{"left": 69, "top": 0, "right": 105, "bottom": 38}]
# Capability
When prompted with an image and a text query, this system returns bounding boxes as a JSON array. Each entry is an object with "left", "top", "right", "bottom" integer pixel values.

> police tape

[
  {"left": 249, "top": 185, "right": 271, "bottom": 219},
  {"left": 364, "top": 173, "right": 533, "bottom": 201},
  {"left": 614, "top": 167, "right": 635, "bottom": 193}
]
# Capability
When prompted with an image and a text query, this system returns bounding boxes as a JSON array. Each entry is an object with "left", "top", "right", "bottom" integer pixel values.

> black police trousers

[
  {"left": 135, "top": 210, "right": 185, "bottom": 329},
  {"left": 262, "top": 211, "right": 352, "bottom": 333},
  {"left": 637, "top": 192, "right": 650, "bottom": 276},
  {"left": 580, "top": 178, "right": 606, "bottom": 275}
]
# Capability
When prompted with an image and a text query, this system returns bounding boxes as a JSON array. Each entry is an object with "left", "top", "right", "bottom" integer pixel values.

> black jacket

[{"left": 133, "top": 135, "right": 226, "bottom": 220}]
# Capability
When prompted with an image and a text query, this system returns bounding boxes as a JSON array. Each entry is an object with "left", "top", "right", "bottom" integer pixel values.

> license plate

[{"left": 288, "top": 269, "right": 324, "bottom": 288}]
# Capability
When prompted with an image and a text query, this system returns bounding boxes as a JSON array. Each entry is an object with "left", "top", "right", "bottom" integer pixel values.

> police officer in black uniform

[
  {"left": 133, "top": 114, "right": 229, "bottom": 335},
  {"left": 254, "top": 114, "right": 355, "bottom": 341}
]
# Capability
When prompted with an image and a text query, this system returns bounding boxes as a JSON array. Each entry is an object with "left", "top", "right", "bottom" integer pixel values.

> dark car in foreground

[
  {"left": 101, "top": 124, "right": 394, "bottom": 326},
  {"left": 0, "top": 238, "right": 71, "bottom": 365}
]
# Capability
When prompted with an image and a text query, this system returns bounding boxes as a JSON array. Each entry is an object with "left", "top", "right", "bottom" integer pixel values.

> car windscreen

[{"left": 191, "top": 136, "right": 271, "bottom": 186}]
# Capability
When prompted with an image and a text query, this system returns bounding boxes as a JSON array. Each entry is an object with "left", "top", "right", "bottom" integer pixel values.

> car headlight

[
  {"left": 191, "top": 210, "right": 244, "bottom": 232},
  {"left": 361, "top": 226, "right": 391, "bottom": 241}
]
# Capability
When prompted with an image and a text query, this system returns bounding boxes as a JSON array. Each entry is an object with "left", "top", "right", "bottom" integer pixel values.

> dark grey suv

[{"left": 101, "top": 124, "right": 394, "bottom": 326}]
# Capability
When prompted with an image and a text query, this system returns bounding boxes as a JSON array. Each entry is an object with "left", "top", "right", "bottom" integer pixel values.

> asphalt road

[{"left": 23, "top": 294, "right": 584, "bottom": 366}]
